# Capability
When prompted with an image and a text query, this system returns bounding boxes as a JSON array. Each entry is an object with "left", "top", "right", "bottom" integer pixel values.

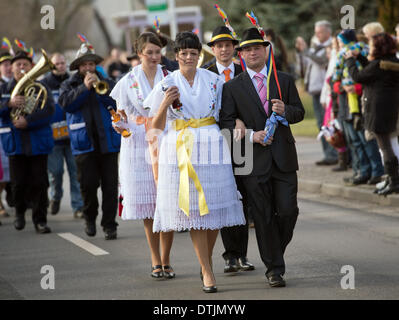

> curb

[{"left": 299, "top": 178, "right": 399, "bottom": 207}]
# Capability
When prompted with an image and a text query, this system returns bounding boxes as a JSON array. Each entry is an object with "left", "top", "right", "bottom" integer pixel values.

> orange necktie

[{"left": 223, "top": 69, "right": 231, "bottom": 82}]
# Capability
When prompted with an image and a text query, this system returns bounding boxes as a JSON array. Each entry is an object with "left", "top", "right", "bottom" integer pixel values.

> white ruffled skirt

[
  {"left": 153, "top": 123, "right": 245, "bottom": 232},
  {"left": 119, "top": 122, "right": 157, "bottom": 220}
]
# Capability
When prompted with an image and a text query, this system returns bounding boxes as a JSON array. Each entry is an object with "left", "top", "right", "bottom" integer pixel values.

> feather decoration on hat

[
  {"left": 2, "top": 37, "right": 14, "bottom": 55},
  {"left": 153, "top": 16, "right": 161, "bottom": 34},
  {"left": 27, "top": 47, "right": 35, "bottom": 59},
  {"left": 214, "top": 4, "right": 237, "bottom": 40},
  {"left": 14, "top": 38, "right": 27, "bottom": 51},
  {"left": 77, "top": 33, "right": 94, "bottom": 50},
  {"left": 245, "top": 11, "right": 265, "bottom": 39}
]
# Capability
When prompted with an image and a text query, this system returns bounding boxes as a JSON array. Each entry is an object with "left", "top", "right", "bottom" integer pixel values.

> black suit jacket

[{"left": 220, "top": 70, "right": 305, "bottom": 176}]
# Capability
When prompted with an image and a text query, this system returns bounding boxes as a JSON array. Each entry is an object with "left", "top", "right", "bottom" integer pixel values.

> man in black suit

[
  {"left": 220, "top": 28, "right": 305, "bottom": 287},
  {"left": 203, "top": 26, "right": 255, "bottom": 274}
]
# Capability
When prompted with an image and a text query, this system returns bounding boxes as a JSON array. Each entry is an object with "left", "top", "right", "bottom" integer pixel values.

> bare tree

[
  {"left": 0, "top": 0, "right": 94, "bottom": 54},
  {"left": 378, "top": 0, "right": 399, "bottom": 33}
]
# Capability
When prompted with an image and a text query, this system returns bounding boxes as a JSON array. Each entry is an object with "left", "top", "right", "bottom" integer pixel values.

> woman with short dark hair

[
  {"left": 346, "top": 32, "right": 399, "bottom": 195},
  {"left": 144, "top": 31, "right": 245, "bottom": 293}
]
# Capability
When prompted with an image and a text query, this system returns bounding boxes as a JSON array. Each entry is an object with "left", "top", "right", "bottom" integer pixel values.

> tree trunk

[{"left": 93, "top": 7, "right": 114, "bottom": 53}]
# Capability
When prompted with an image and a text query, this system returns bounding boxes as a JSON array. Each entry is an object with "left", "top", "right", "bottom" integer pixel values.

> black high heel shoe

[
  {"left": 151, "top": 265, "right": 164, "bottom": 279},
  {"left": 201, "top": 271, "right": 217, "bottom": 293},
  {"left": 163, "top": 265, "right": 176, "bottom": 279}
]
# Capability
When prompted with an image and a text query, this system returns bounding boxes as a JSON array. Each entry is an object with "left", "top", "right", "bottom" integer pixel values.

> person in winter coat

[
  {"left": 295, "top": 20, "right": 338, "bottom": 166},
  {"left": 346, "top": 32, "right": 399, "bottom": 196}
]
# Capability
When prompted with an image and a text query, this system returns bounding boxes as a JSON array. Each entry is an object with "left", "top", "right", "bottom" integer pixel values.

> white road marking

[{"left": 58, "top": 233, "right": 109, "bottom": 256}]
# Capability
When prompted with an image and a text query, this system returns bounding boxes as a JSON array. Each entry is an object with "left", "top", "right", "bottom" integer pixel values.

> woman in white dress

[
  {"left": 144, "top": 32, "right": 245, "bottom": 293},
  {"left": 110, "top": 32, "right": 175, "bottom": 280}
]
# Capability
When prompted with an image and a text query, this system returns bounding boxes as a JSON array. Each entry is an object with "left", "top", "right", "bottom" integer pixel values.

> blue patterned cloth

[{"left": 263, "top": 112, "right": 289, "bottom": 143}]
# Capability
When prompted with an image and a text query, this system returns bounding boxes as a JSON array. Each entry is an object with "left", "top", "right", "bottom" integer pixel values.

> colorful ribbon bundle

[{"left": 214, "top": 4, "right": 246, "bottom": 70}]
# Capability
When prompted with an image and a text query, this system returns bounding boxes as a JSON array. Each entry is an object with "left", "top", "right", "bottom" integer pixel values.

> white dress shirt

[{"left": 216, "top": 61, "right": 235, "bottom": 82}]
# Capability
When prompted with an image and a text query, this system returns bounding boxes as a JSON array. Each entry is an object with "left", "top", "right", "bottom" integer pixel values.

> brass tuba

[
  {"left": 197, "top": 44, "right": 215, "bottom": 68},
  {"left": 87, "top": 71, "right": 109, "bottom": 95},
  {"left": 10, "top": 49, "right": 56, "bottom": 120}
]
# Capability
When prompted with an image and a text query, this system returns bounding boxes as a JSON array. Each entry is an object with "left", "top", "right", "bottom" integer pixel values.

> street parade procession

[{"left": 0, "top": 0, "right": 399, "bottom": 304}]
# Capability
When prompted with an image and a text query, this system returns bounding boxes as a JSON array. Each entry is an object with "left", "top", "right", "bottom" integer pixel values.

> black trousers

[
  {"left": 241, "top": 162, "right": 299, "bottom": 277},
  {"left": 9, "top": 154, "right": 49, "bottom": 225},
  {"left": 220, "top": 176, "right": 250, "bottom": 260},
  {"left": 75, "top": 151, "right": 119, "bottom": 230}
]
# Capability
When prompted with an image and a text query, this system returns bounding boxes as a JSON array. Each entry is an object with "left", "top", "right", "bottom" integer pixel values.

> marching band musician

[
  {"left": 0, "top": 50, "right": 55, "bottom": 234},
  {"left": 58, "top": 35, "right": 120, "bottom": 241}
]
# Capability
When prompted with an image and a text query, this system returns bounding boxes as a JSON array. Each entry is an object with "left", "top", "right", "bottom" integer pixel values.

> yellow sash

[{"left": 173, "top": 117, "right": 217, "bottom": 217}]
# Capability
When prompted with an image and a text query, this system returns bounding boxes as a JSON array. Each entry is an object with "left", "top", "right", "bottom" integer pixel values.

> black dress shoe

[
  {"left": 238, "top": 257, "right": 255, "bottom": 271},
  {"left": 224, "top": 258, "right": 239, "bottom": 273},
  {"left": 151, "top": 265, "right": 164, "bottom": 279},
  {"left": 104, "top": 228, "right": 117, "bottom": 240},
  {"left": 162, "top": 265, "right": 175, "bottom": 279},
  {"left": 14, "top": 217, "right": 26, "bottom": 231},
  {"left": 49, "top": 200, "right": 60, "bottom": 215},
  {"left": 267, "top": 275, "right": 286, "bottom": 288},
  {"left": 85, "top": 222, "right": 96, "bottom": 237},
  {"left": 35, "top": 223, "right": 51, "bottom": 234}
]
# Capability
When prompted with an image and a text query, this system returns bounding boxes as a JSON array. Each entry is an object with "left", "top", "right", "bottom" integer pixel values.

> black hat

[
  {"left": 11, "top": 50, "right": 32, "bottom": 64},
  {"left": 236, "top": 28, "right": 270, "bottom": 51},
  {"left": 207, "top": 26, "right": 239, "bottom": 47},
  {"left": 0, "top": 51, "right": 12, "bottom": 64},
  {"left": 70, "top": 41, "right": 104, "bottom": 71}
]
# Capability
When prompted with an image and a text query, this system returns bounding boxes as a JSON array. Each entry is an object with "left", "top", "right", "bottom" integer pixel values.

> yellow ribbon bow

[{"left": 173, "top": 117, "right": 216, "bottom": 217}]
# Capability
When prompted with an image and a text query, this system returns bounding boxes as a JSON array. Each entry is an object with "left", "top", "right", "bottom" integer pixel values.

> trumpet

[{"left": 87, "top": 71, "right": 109, "bottom": 95}]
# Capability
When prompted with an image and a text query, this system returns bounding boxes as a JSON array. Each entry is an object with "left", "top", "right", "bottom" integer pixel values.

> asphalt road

[{"left": 1, "top": 180, "right": 399, "bottom": 301}]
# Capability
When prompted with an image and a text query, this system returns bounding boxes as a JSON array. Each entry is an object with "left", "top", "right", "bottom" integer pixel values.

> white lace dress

[
  {"left": 144, "top": 68, "right": 245, "bottom": 232},
  {"left": 110, "top": 64, "right": 166, "bottom": 220}
]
